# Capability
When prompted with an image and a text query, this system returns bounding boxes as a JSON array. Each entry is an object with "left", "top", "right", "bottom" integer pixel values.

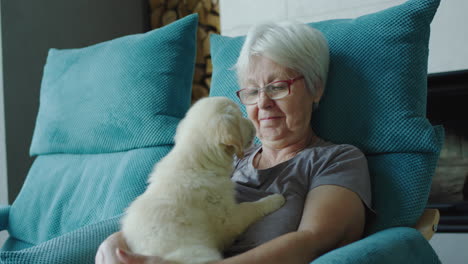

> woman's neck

[{"left": 256, "top": 129, "right": 316, "bottom": 169}]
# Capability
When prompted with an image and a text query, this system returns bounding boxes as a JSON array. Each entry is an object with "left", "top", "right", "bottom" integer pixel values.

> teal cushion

[
  {"left": 367, "top": 149, "right": 443, "bottom": 233},
  {"left": 30, "top": 14, "right": 198, "bottom": 155},
  {"left": 209, "top": 0, "right": 444, "bottom": 232}
]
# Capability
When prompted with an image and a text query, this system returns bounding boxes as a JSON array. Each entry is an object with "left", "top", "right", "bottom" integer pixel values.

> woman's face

[{"left": 242, "top": 56, "right": 321, "bottom": 148}]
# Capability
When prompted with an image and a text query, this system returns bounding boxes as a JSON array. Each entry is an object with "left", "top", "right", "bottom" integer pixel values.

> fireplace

[{"left": 427, "top": 70, "right": 468, "bottom": 232}]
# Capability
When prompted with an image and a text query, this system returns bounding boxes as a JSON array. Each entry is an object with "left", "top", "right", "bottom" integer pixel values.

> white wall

[
  {"left": 429, "top": 0, "right": 468, "bottom": 73},
  {"left": 219, "top": 0, "right": 468, "bottom": 74},
  {"left": 430, "top": 233, "right": 468, "bottom": 264},
  {"left": 0, "top": 0, "right": 8, "bottom": 206}
]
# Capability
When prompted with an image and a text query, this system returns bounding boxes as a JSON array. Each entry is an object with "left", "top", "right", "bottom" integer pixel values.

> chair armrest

[
  {"left": 0, "top": 214, "right": 121, "bottom": 263},
  {"left": 312, "top": 227, "right": 441, "bottom": 264},
  {"left": 415, "top": 209, "right": 440, "bottom": 240},
  {"left": 0, "top": 205, "right": 10, "bottom": 231}
]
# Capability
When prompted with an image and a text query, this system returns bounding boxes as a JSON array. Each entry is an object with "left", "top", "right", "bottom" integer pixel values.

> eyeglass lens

[{"left": 240, "top": 81, "right": 289, "bottom": 104}]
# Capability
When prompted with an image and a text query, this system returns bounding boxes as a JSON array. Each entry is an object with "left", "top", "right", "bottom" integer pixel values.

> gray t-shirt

[{"left": 224, "top": 138, "right": 372, "bottom": 257}]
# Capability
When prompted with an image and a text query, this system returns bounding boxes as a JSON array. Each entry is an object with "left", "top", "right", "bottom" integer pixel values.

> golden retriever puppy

[{"left": 121, "top": 97, "right": 285, "bottom": 264}]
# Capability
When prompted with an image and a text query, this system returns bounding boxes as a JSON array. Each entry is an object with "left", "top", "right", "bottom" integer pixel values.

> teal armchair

[
  {"left": 0, "top": 14, "right": 198, "bottom": 263},
  {"left": 314, "top": 227, "right": 440, "bottom": 263},
  {"left": 0, "top": 0, "right": 445, "bottom": 263}
]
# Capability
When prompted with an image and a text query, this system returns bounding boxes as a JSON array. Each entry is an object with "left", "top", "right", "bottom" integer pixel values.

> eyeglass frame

[{"left": 236, "top": 75, "right": 304, "bottom": 105}]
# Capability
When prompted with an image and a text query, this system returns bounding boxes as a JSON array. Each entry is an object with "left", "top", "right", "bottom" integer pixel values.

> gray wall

[
  {"left": 1, "top": 0, "right": 149, "bottom": 203},
  {"left": 0, "top": 0, "right": 7, "bottom": 205}
]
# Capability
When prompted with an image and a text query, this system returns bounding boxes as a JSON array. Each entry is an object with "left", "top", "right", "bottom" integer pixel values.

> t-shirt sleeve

[{"left": 310, "top": 145, "right": 373, "bottom": 211}]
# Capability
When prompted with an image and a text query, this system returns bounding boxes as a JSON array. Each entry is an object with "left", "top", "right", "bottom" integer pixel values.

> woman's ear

[{"left": 313, "top": 80, "right": 324, "bottom": 103}]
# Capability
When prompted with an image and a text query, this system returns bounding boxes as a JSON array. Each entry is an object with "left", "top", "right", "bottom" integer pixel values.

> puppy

[{"left": 121, "top": 97, "right": 285, "bottom": 264}]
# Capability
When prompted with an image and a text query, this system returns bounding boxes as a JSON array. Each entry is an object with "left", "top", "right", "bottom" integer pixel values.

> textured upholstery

[
  {"left": 367, "top": 151, "right": 443, "bottom": 232},
  {"left": 1, "top": 216, "right": 120, "bottom": 263},
  {"left": 209, "top": 0, "right": 443, "bottom": 233},
  {"left": 0, "top": 14, "right": 197, "bottom": 263},
  {"left": 313, "top": 227, "right": 440, "bottom": 264},
  {"left": 5, "top": 147, "right": 171, "bottom": 251}
]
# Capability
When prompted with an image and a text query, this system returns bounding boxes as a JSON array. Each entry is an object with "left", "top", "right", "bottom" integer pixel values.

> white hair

[{"left": 235, "top": 21, "right": 329, "bottom": 101}]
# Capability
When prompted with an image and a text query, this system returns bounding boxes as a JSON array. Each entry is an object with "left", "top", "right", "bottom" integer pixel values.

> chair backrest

[
  {"left": 3, "top": 14, "right": 198, "bottom": 251},
  {"left": 209, "top": 0, "right": 444, "bottom": 234}
]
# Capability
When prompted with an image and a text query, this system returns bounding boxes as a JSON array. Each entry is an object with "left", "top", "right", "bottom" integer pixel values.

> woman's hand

[
  {"left": 95, "top": 232, "right": 128, "bottom": 264},
  {"left": 95, "top": 231, "right": 173, "bottom": 264}
]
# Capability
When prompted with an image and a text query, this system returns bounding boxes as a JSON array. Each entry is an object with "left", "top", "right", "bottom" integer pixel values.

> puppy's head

[
  {"left": 212, "top": 100, "right": 255, "bottom": 159},
  {"left": 175, "top": 97, "right": 255, "bottom": 159}
]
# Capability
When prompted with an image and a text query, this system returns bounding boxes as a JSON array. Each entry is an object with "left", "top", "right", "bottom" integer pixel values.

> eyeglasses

[{"left": 236, "top": 76, "right": 304, "bottom": 105}]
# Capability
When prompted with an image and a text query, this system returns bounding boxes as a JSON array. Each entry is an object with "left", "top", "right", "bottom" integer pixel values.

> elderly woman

[{"left": 96, "top": 21, "right": 372, "bottom": 264}]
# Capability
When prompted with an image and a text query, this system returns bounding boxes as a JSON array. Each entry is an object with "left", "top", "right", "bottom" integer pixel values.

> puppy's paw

[{"left": 258, "top": 194, "right": 285, "bottom": 215}]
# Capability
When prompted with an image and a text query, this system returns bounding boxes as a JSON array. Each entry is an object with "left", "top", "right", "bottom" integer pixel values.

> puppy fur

[{"left": 121, "top": 97, "right": 285, "bottom": 264}]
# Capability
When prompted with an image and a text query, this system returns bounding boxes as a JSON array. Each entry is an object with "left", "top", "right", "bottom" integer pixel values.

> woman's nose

[{"left": 257, "top": 90, "right": 274, "bottom": 109}]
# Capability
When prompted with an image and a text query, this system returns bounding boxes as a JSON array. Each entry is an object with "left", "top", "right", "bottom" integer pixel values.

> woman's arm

[
  {"left": 217, "top": 184, "right": 366, "bottom": 264},
  {"left": 97, "top": 185, "right": 365, "bottom": 264}
]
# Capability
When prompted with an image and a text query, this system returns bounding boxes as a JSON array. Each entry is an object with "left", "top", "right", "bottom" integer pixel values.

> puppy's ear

[{"left": 215, "top": 113, "right": 244, "bottom": 158}]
